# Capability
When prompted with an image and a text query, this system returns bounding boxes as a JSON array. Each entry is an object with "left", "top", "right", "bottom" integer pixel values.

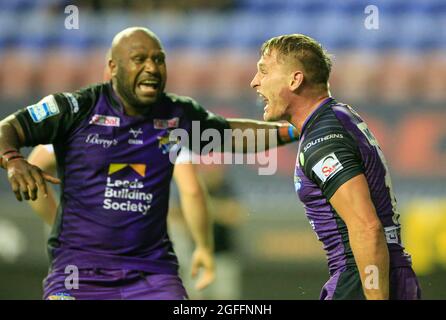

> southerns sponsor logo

[
  {"left": 128, "top": 128, "right": 143, "bottom": 145},
  {"left": 85, "top": 133, "right": 118, "bottom": 148},
  {"left": 27, "top": 95, "right": 60, "bottom": 123},
  {"left": 303, "top": 134, "right": 344, "bottom": 152},
  {"left": 312, "top": 152, "right": 343, "bottom": 183},
  {"left": 153, "top": 117, "right": 179, "bottom": 129},
  {"left": 62, "top": 92, "right": 79, "bottom": 113},
  {"left": 89, "top": 114, "right": 120, "bottom": 127},
  {"left": 103, "top": 163, "right": 153, "bottom": 215}
]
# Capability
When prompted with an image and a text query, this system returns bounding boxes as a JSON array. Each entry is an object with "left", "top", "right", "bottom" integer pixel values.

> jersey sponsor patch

[
  {"left": 89, "top": 114, "right": 120, "bottom": 127},
  {"left": 104, "top": 163, "right": 153, "bottom": 215},
  {"left": 27, "top": 95, "right": 60, "bottom": 123},
  {"left": 303, "top": 133, "right": 344, "bottom": 152},
  {"left": 312, "top": 152, "right": 343, "bottom": 183},
  {"left": 153, "top": 117, "right": 179, "bottom": 129},
  {"left": 62, "top": 92, "right": 79, "bottom": 113},
  {"left": 47, "top": 292, "right": 75, "bottom": 300},
  {"left": 384, "top": 226, "right": 401, "bottom": 245}
]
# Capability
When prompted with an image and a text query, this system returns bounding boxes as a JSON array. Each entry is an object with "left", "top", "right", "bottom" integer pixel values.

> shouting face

[
  {"left": 110, "top": 29, "right": 167, "bottom": 112},
  {"left": 250, "top": 49, "right": 302, "bottom": 121}
]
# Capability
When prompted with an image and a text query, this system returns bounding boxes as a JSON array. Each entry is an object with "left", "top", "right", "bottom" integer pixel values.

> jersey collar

[{"left": 300, "top": 97, "right": 335, "bottom": 135}]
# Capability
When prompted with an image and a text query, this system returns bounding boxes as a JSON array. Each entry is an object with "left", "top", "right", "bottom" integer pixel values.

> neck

[
  {"left": 288, "top": 89, "right": 330, "bottom": 133},
  {"left": 111, "top": 81, "right": 144, "bottom": 116}
]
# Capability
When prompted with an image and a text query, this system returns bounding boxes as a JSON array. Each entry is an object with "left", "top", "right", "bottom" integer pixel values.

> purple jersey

[
  {"left": 295, "top": 98, "right": 412, "bottom": 275},
  {"left": 15, "top": 82, "right": 229, "bottom": 274}
]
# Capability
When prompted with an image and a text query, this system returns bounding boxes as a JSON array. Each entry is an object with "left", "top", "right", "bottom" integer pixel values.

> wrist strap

[
  {"left": 288, "top": 125, "right": 297, "bottom": 140},
  {"left": 6, "top": 155, "right": 24, "bottom": 162},
  {"left": 278, "top": 124, "right": 298, "bottom": 145},
  {"left": 1, "top": 149, "right": 23, "bottom": 169},
  {"left": 1, "top": 149, "right": 18, "bottom": 157}
]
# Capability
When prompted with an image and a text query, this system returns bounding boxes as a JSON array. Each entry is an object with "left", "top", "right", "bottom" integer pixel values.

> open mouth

[
  {"left": 137, "top": 78, "right": 160, "bottom": 95},
  {"left": 257, "top": 91, "right": 269, "bottom": 110}
]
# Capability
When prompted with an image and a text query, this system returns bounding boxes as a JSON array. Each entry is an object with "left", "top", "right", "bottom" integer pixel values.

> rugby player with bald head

[{"left": 0, "top": 27, "right": 297, "bottom": 300}]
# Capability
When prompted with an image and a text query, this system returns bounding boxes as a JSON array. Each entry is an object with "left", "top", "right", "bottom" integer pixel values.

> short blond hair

[{"left": 261, "top": 34, "right": 332, "bottom": 86}]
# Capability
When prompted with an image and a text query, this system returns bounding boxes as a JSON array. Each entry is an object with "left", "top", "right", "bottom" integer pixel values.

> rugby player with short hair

[
  {"left": 250, "top": 34, "right": 421, "bottom": 300},
  {"left": 0, "top": 27, "right": 298, "bottom": 300}
]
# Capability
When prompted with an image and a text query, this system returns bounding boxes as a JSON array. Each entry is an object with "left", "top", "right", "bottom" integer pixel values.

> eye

[
  {"left": 132, "top": 56, "right": 145, "bottom": 64},
  {"left": 153, "top": 55, "right": 165, "bottom": 65}
]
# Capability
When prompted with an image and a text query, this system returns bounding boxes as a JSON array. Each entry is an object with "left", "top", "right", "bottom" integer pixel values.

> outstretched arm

[
  {"left": 0, "top": 115, "right": 60, "bottom": 202},
  {"left": 27, "top": 145, "right": 58, "bottom": 226},
  {"left": 227, "top": 119, "right": 298, "bottom": 153},
  {"left": 173, "top": 161, "right": 215, "bottom": 291}
]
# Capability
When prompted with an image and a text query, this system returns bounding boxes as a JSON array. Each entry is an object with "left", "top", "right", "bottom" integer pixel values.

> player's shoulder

[
  {"left": 303, "top": 102, "right": 350, "bottom": 149},
  {"left": 164, "top": 92, "right": 209, "bottom": 121},
  {"left": 53, "top": 82, "right": 107, "bottom": 114},
  {"left": 164, "top": 92, "right": 200, "bottom": 108},
  {"left": 300, "top": 101, "right": 360, "bottom": 170},
  {"left": 306, "top": 101, "right": 346, "bottom": 133}
]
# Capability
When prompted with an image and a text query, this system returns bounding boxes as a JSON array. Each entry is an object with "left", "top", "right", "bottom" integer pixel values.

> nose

[
  {"left": 144, "top": 58, "right": 158, "bottom": 73},
  {"left": 250, "top": 73, "right": 259, "bottom": 89}
]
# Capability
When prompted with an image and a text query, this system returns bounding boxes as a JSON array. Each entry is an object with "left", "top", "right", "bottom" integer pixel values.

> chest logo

[
  {"left": 157, "top": 131, "right": 181, "bottom": 154},
  {"left": 108, "top": 163, "right": 146, "bottom": 177},
  {"left": 128, "top": 128, "right": 144, "bottom": 145},
  {"left": 105, "top": 163, "right": 152, "bottom": 215},
  {"left": 153, "top": 117, "right": 179, "bottom": 129},
  {"left": 86, "top": 133, "right": 118, "bottom": 148},
  {"left": 89, "top": 114, "right": 120, "bottom": 127}
]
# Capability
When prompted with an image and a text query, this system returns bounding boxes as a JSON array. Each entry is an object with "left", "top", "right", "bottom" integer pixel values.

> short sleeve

[
  {"left": 183, "top": 98, "right": 229, "bottom": 132},
  {"left": 14, "top": 89, "right": 96, "bottom": 146},
  {"left": 301, "top": 132, "right": 364, "bottom": 200}
]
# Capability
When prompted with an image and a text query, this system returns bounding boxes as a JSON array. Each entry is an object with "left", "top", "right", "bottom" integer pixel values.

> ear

[
  {"left": 289, "top": 71, "right": 304, "bottom": 91},
  {"left": 109, "top": 59, "right": 117, "bottom": 77}
]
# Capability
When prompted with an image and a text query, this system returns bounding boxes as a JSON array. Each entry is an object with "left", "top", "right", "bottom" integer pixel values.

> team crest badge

[
  {"left": 157, "top": 131, "right": 181, "bottom": 154},
  {"left": 47, "top": 292, "right": 75, "bottom": 300}
]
